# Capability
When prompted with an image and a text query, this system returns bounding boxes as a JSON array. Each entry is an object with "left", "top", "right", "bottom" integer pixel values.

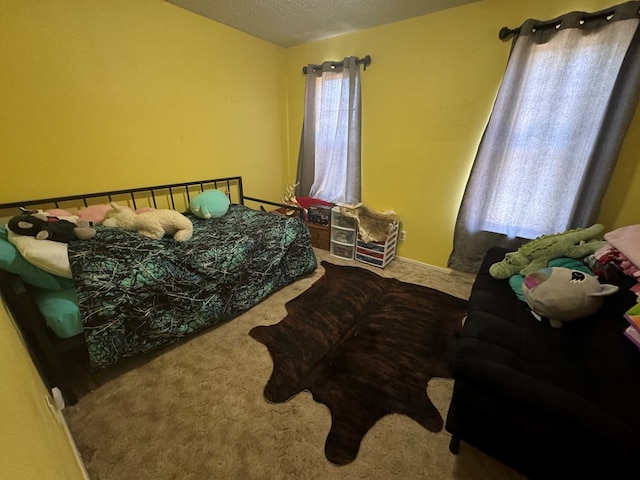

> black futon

[{"left": 446, "top": 247, "right": 640, "bottom": 479}]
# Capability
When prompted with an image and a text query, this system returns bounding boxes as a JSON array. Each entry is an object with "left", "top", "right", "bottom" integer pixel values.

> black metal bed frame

[
  {"left": 0, "top": 176, "right": 246, "bottom": 212},
  {"left": 0, "top": 176, "right": 301, "bottom": 405}
]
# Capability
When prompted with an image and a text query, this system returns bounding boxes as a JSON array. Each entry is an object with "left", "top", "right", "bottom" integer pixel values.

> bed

[{"left": 0, "top": 177, "right": 317, "bottom": 405}]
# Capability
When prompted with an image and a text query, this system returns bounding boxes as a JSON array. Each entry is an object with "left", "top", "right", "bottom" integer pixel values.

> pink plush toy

[{"left": 47, "top": 204, "right": 155, "bottom": 226}]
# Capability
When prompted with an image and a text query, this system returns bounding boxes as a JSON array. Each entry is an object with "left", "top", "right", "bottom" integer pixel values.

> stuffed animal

[
  {"left": 522, "top": 267, "right": 618, "bottom": 328},
  {"left": 103, "top": 202, "right": 193, "bottom": 241},
  {"left": 189, "top": 190, "right": 230, "bottom": 219},
  {"left": 7, "top": 213, "right": 96, "bottom": 243},
  {"left": 489, "top": 224, "right": 607, "bottom": 279},
  {"left": 508, "top": 256, "right": 595, "bottom": 302}
]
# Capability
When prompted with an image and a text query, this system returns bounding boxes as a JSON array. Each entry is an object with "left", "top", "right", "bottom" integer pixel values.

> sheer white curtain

[
  {"left": 448, "top": 2, "right": 640, "bottom": 273},
  {"left": 296, "top": 57, "right": 362, "bottom": 204}
]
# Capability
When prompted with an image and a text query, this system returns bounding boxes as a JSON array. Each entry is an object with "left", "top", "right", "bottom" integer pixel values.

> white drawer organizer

[
  {"left": 355, "top": 222, "right": 399, "bottom": 268},
  {"left": 330, "top": 206, "right": 357, "bottom": 259},
  {"left": 330, "top": 205, "right": 399, "bottom": 267}
]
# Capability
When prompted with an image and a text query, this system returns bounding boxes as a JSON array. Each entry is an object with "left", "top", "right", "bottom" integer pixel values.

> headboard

[
  {"left": 0, "top": 176, "right": 245, "bottom": 218},
  {"left": 0, "top": 176, "right": 302, "bottom": 221}
]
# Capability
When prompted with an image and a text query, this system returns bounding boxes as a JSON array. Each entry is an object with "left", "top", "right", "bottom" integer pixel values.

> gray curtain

[
  {"left": 296, "top": 56, "right": 362, "bottom": 204},
  {"left": 448, "top": 1, "right": 640, "bottom": 273}
]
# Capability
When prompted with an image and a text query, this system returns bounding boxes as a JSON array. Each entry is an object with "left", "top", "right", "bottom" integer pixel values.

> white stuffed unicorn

[{"left": 103, "top": 202, "right": 193, "bottom": 242}]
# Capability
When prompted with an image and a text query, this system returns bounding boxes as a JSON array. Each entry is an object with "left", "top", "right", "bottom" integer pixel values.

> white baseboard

[
  {"left": 54, "top": 395, "right": 90, "bottom": 480},
  {"left": 395, "top": 255, "right": 476, "bottom": 279}
]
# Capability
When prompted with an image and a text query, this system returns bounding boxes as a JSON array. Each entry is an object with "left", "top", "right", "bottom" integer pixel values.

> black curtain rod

[
  {"left": 302, "top": 55, "right": 371, "bottom": 74},
  {"left": 499, "top": 7, "right": 621, "bottom": 40}
]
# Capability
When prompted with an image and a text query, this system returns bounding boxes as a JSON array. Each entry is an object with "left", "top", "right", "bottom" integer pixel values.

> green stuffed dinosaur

[{"left": 489, "top": 224, "right": 606, "bottom": 279}]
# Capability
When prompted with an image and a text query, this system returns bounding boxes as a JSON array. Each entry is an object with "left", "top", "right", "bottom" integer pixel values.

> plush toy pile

[
  {"left": 489, "top": 224, "right": 606, "bottom": 279},
  {"left": 490, "top": 224, "right": 622, "bottom": 327},
  {"left": 103, "top": 202, "right": 193, "bottom": 241}
]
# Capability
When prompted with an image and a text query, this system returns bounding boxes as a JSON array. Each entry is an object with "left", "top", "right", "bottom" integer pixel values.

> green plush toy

[
  {"left": 489, "top": 224, "right": 606, "bottom": 280},
  {"left": 189, "top": 190, "right": 230, "bottom": 219}
]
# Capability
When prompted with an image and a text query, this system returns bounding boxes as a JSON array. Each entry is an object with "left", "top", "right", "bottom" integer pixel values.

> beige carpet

[{"left": 64, "top": 249, "right": 525, "bottom": 480}]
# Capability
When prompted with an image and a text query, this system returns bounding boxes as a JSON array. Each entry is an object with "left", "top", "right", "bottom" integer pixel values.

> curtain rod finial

[
  {"left": 499, "top": 26, "right": 519, "bottom": 40},
  {"left": 362, "top": 55, "right": 371, "bottom": 70}
]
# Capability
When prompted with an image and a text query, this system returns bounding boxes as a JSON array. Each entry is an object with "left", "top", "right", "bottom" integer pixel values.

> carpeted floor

[{"left": 64, "top": 248, "right": 526, "bottom": 480}]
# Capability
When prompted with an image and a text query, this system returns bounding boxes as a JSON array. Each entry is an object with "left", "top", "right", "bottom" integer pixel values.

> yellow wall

[
  {"left": 2, "top": 0, "right": 636, "bottom": 264},
  {"left": 286, "top": 0, "right": 640, "bottom": 267},
  {"left": 0, "top": 304, "right": 86, "bottom": 479},
  {"left": 0, "top": 0, "right": 289, "bottom": 203}
]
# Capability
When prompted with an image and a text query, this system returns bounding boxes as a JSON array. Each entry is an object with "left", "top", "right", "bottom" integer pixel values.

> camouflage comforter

[{"left": 68, "top": 205, "right": 317, "bottom": 369}]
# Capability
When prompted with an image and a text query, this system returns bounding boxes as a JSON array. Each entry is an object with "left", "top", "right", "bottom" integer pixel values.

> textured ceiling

[{"left": 164, "top": 0, "right": 480, "bottom": 47}]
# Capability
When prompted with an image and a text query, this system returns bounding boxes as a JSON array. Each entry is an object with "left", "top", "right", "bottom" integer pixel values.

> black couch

[{"left": 446, "top": 247, "right": 640, "bottom": 479}]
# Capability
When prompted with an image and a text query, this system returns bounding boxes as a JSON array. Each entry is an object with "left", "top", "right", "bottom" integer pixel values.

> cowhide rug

[{"left": 249, "top": 261, "right": 467, "bottom": 465}]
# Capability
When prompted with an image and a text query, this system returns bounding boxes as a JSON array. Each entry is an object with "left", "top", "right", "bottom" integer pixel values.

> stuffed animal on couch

[
  {"left": 522, "top": 267, "right": 618, "bottom": 328},
  {"left": 8, "top": 212, "right": 96, "bottom": 243},
  {"left": 103, "top": 202, "right": 193, "bottom": 241},
  {"left": 489, "top": 224, "right": 607, "bottom": 279}
]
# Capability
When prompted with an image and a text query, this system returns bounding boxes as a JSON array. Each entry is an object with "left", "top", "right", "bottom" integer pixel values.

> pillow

[
  {"left": 31, "top": 286, "right": 83, "bottom": 338},
  {"left": 46, "top": 205, "right": 115, "bottom": 226},
  {"left": 75, "top": 204, "right": 113, "bottom": 226},
  {"left": 135, "top": 207, "right": 156, "bottom": 214},
  {"left": 7, "top": 229, "right": 72, "bottom": 279},
  {"left": 45, "top": 208, "right": 76, "bottom": 217},
  {"left": 74, "top": 204, "right": 154, "bottom": 225},
  {"left": 0, "top": 225, "right": 74, "bottom": 290}
]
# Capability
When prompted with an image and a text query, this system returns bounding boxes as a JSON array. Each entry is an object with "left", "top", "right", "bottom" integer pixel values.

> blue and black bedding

[{"left": 67, "top": 204, "right": 316, "bottom": 369}]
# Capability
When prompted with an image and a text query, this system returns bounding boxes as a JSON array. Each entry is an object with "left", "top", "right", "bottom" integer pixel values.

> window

[
  {"left": 448, "top": 3, "right": 640, "bottom": 273},
  {"left": 296, "top": 57, "right": 364, "bottom": 204}
]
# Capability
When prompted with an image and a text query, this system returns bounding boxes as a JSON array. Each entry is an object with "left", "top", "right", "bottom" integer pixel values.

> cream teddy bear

[{"left": 103, "top": 202, "right": 193, "bottom": 242}]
